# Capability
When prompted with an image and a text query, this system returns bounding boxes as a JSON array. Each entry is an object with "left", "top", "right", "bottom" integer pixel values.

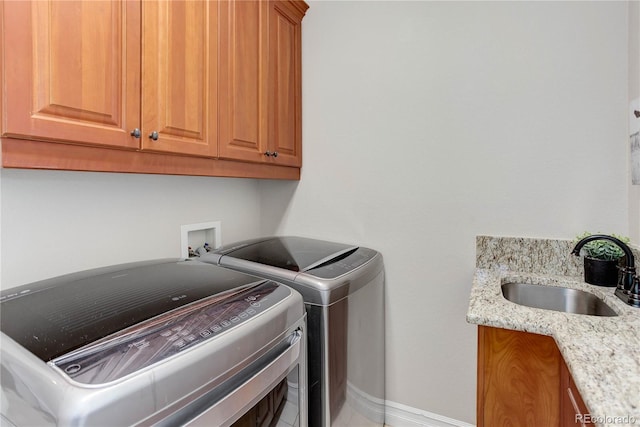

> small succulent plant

[{"left": 575, "top": 232, "right": 630, "bottom": 261}]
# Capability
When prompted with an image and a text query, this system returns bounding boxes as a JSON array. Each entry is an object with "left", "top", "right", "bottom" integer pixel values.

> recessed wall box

[{"left": 180, "top": 221, "right": 221, "bottom": 258}]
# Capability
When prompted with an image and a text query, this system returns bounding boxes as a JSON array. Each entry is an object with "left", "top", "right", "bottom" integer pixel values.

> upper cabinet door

[
  {"left": 141, "top": 1, "right": 218, "bottom": 157},
  {"left": 268, "top": 1, "right": 307, "bottom": 167},
  {"left": 218, "top": 0, "right": 269, "bottom": 163},
  {"left": 2, "top": 1, "right": 141, "bottom": 149}
]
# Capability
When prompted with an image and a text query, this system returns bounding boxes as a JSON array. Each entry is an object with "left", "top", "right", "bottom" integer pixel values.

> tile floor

[
  {"left": 276, "top": 396, "right": 389, "bottom": 427},
  {"left": 276, "top": 398, "right": 300, "bottom": 427}
]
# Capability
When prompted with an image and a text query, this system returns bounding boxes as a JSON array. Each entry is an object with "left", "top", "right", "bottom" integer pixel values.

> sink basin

[{"left": 501, "top": 282, "right": 618, "bottom": 316}]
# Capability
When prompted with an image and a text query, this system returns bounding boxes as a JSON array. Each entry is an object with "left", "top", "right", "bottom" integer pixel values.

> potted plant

[{"left": 574, "top": 232, "right": 630, "bottom": 287}]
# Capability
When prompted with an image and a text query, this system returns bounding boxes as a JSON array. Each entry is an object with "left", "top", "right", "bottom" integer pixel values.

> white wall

[
  {"left": 0, "top": 1, "right": 630, "bottom": 425},
  {"left": 1, "top": 169, "right": 263, "bottom": 288},
  {"left": 630, "top": 0, "right": 640, "bottom": 243},
  {"left": 260, "top": 1, "right": 629, "bottom": 423}
]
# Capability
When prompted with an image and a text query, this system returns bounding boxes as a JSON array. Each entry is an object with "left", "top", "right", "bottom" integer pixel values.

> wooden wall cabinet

[
  {"left": 478, "top": 326, "right": 592, "bottom": 427},
  {"left": 3, "top": 1, "right": 142, "bottom": 150},
  {"left": 0, "top": 0, "right": 307, "bottom": 179},
  {"left": 267, "top": 0, "right": 305, "bottom": 167},
  {"left": 218, "top": 0, "right": 269, "bottom": 164},
  {"left": 141, "top": 1, "right": 219, "bottom": 157},
  {"left": 218, "top": 0, "right": 305, "bottom": 167}
]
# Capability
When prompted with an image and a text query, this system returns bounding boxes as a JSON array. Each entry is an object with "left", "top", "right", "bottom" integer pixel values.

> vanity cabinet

[
  {"left": 478, "top": 326, "right": 591, "bottom": 427},
  {"left": 1, "top": 0, "right": 307, "bottom": 179}
]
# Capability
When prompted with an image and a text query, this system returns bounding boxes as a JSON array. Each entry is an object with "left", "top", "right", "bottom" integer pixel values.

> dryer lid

[
  {"left": 219, "top": 236, "right": 358, "bottom": 273},
  {"left": 0, "top": 260, "right": 265, "bottom": 362}
]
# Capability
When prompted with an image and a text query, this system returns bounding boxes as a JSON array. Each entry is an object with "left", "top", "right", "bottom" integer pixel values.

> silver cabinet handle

[
  {"left": 272, "top": 151, "right": 278, "bottom": 158},
  {"left": 264, "top": 151, "right": 279, "bottom": 158},
  {"left": 149, "top": 131, "right": 159, "bottom": 141},
  {"left": 264, "top": 151, "right": 272, "bottom": 157},
  {"left": 130, "top": 128, "right": 141, "bottom": 138}
]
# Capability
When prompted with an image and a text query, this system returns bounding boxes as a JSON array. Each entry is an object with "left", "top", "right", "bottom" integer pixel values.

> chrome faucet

[{"left": 571, "top": 234, "right": 639, "bottom": 308}]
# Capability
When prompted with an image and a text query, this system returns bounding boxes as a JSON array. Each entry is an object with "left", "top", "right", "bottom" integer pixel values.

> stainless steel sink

[{"left": 501, "top": 282, "right": 618, "bottom": 316}]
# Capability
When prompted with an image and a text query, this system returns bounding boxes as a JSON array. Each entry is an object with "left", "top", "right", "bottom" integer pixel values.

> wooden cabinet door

[
  {"left": 268, "top": 0, "right": 307, "bottom": 167},
  {"left": 2, "top": 1, "right": 141, "bottom": 149},
  {"left": 218, "top": 0, "right": 269, "bottom": 163},
  {"left": 141, "top": 1, "right": 218, "bottom": 157},
  {"left": 478, "top": 326, "right": 561, "bottom": 427},
  {"left": 561, "top": 359, "right": 593, "bottom": 426}
]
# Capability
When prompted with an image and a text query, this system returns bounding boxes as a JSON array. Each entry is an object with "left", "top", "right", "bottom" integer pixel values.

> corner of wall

[{"left": 630, "top": 0, "right": 640, "bottom": 244}]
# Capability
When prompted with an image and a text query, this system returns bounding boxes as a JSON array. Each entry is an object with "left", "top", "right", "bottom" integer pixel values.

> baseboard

[
  {"left": 384, "top": 401, "right": 475, "bottom": 427},
  {"left": 346, "top": 381, "right": 386, "bottom": 423},
  {"left": 346, "top": 381, "right": 475, "bottom": 427}
]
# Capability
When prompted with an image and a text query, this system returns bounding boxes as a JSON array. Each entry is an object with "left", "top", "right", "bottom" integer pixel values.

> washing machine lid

[
  {"left": 215, "top": 237, "right": 383, "bottom": 306},
  {"left": 218, "top": 236, "right": 358, "bottom": 273},
  {"left": 0, "top": 259, "right": 268, "bottom": 363}
]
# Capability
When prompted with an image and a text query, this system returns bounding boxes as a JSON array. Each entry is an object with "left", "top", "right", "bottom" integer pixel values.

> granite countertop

[{"left": 468, "top": 236, "right": 640, "bottom": 427}]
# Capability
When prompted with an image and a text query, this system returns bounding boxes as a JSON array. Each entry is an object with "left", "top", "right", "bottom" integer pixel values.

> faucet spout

[
  {"left": 571, "top": 234, "right": 635, "bottom": 265},
  {"left": 572, "top": 234, "right": 638, "bottom": 307}
]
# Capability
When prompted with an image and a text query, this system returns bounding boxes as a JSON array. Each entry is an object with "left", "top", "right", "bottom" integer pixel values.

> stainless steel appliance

[
  {"left": 201, "top": 236, "right": 385, "bottom": 427},
  {"left": 0, "top": 259, "right": 307, "bottom": 427}
]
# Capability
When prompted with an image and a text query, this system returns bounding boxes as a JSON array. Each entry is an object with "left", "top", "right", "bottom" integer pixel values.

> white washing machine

[{"left": 201, "top": 236, "right": 385, "bottom": 427}]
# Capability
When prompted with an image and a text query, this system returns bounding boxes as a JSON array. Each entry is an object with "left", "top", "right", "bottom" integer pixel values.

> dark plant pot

[{"left": 583, "top": 257, "right": 621, "bottom": 287}]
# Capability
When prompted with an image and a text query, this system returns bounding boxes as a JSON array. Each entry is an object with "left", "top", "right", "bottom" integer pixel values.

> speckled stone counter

[{"left": 468, "top": 236, "right": 640, "bottom": 427}]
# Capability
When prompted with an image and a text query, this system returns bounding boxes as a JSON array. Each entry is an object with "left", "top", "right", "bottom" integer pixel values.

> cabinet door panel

[
  {"left": 142, "top": 1, "right": 218, "bottom": 157},
  {"left": 561, "top": 359, "right": 593, "bottom": 426},
  {"left": 218, "top": 0, "right": 268, "bottom": 163},
  {"left": 3, "top": 1, "right": 140, "bottom": 149},
  {"left": 478, "top": 326, "right": 561, "bottom": 427},
  {"left": 268, "top": 1, "right": 305, "bottom": 167}
]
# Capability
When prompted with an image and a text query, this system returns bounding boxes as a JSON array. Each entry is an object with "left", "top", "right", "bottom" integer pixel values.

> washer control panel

[{"left": 52, "top": 281, "right": 289, "bottom": 385}]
